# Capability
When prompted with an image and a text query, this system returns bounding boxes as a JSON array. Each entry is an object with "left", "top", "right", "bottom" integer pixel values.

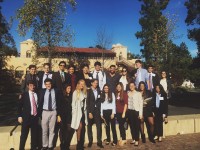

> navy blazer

[
  {"left": 38, "top": 88, "right": 62, "bottom": 117},
  {"left": 87, "top": 88, "right": 101, "bottom": 114}
]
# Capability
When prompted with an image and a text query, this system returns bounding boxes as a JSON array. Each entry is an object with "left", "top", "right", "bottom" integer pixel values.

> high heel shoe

[
  {"left": 134, "top": 141, "right": 139, "bottom": 146},
  {"left": 119, "top": 140, "right": 127, "bottom": 146},
  {"left": 130, "top": 140, "right": 135, "bottom": 144},
  {"left": 158, "top": 137, "right": 162, "bottom": 142}
]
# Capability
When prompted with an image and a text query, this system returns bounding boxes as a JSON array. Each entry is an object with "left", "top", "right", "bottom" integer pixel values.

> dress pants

[
  {"left": 116, "top": 113, "right": 126, "bottom": 140},
  {"left": 103, "top": 109, "right": 118, "bottom": 144},
  {"left": 41, "top": 110, "right": 57, "bottom": 148},
  {"left": 87, "top": 108, "right": 102, "bottom": 144},
  {"left": 19, "top": 116, "right": 38, "bottom": 150},
  {"left": 127, "top": 109, "right": 140, "bottom": 141},
  {"left": 154, "top": 108, "right": 163, "bottom": 137}
]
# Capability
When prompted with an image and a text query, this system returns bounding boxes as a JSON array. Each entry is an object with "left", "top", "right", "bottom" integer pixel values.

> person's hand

[
  {"left": 19, "top": 95, "right": 22, "bottom": 99},
  {"left": 140, "top": 117, "right": 144, "bottom": 122},
  {"left": 101, "top": 115, "right": 104, "bottom": 120},
  {"left": 111, "top": 114, "right": 114, "bottom": 119},
  {"left": 57, "top": 116, "right": 62, "bottom": 123},
  {"left": 89, "top": 113, "right": 93, "bottom": 119},
  {"left": 122, "top": 112, "right": 126, "bottom": 118},
  {"left": 152, "top": 112, "right": 155, "bottom": 117},
  {"left": 164, "top": 117, "right": 168, "bottom": 124},
  {"left": 138, "top": 116, "right": 143, "bottom": 120},
  {"left": 18, "top": 117, "right": 23, "bottom": 124}
]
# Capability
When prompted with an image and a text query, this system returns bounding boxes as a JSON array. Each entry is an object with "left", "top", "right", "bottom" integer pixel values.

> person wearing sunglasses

[{"left": 119, "top": 67, "right": 132, "bottom": 91}]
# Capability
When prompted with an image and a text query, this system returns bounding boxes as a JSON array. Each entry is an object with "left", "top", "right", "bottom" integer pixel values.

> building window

[{"left": 26, "top": 50, "right": 31, "bottom": 58}]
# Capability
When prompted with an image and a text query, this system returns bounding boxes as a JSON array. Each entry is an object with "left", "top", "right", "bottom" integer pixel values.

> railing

[{"left": 117, "top": 56, "right": 135, "bottom": 68}]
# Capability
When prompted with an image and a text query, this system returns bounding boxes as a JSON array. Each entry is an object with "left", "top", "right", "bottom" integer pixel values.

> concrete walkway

[{"left": 57, "top": 133, "right": 200, "bottom": 150}]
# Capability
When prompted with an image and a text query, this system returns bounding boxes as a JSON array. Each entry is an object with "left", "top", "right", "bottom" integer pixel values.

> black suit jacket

[
  {"left": 152, "top": 73, "right": 160, "bottom": 88},
  {"left": 18, "top": 91, "right": 39, "bottom": 122},
  {"left": 87, "top": 88, "right": 101, "bottom": 114},
  {"left": 152, "top": 92, "right": 168, "bottom": 116},
  {"left": 52, "top": 71, "right": 71, "bottom": 91},
  {"left": 21, "top": 74, "right": 39, "bottom": 92},
  {"left": 38, "top": 88, "right": 62, "bottom": 117}
]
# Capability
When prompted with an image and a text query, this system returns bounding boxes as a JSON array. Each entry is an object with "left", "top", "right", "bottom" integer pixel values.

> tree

[
  {"left": 0, "top": 0, "right": 18, "bottom": 93},
  {"left": 135, "top": 0, "right": 169, "bottom": 70},
  {"left": 127, "top": 52, "right": 142, "bottom": 60},
  {"left": 185, "top": 0, "right": 200, "bottom": 58},
  {"left": 95, "top": 26, "right": 113, "bottom": 69},
  {"left": 16, "top": 0, "right": 76, "bottom": 65}
]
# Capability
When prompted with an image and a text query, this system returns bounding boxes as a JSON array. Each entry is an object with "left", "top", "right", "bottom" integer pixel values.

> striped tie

[{"left": 32, "top": 93, "right": 37, "bottom": 116}]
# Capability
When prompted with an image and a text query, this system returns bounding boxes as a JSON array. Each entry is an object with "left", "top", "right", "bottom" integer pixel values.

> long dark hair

[
  {"left": 153, "top": 84, "right": 167, "bottom": 96},
  {"left": 101, "top": 84, "right": 113, "bottom": 103},
  {"left": 138, "top": 81, "right": 150, "bottom": 99},
  {"left": 63, "top": 84, "right": 72, "bottom": 97},
  {"left": 115, "top": 82, "right": 124, "bottom": 102}
]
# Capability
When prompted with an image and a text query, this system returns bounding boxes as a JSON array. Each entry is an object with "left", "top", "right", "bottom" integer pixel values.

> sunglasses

[{"left": 122, "top": 70, "right": 127, "bottom": 72}]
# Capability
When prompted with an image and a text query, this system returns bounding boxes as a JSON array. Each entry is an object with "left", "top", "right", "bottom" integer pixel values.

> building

[{"left": 6, "top": 39, "right": 136, "bottom": 79}]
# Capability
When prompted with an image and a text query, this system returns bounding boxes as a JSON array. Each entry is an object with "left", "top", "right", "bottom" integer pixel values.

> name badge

[
  {"left": 152, "top": 73, "right": 156, "bottom": 77},
  {"left": 98, "top": 95, "right": 100, "bottom": 98},
  {"left": 89, "top": 77, "right": 92, "bottom": 80},
  {"left": 159, "top": 97, "right": 164, "bottom": 100}
]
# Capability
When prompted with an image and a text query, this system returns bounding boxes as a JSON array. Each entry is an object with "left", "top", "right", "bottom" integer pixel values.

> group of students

[{"left": 18, "top": 59, "right": 171, "bottom": 150}]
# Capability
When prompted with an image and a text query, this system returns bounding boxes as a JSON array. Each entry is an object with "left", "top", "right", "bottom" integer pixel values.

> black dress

[
  {"left": 142, "top": 90, "right": 153, "bottom": 118},
  {"left": 62, "top": 94, "right": 72, "bottom": 124}
]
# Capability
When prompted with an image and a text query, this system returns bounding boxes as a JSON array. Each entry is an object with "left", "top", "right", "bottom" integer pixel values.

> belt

[{"left": 43, "top": 109, "right": 56, "bottom": 111}]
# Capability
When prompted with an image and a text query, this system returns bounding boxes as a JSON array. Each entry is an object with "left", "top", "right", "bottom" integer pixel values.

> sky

[{"left": 1, "top": 0, "right": 198, "bottom": 57}]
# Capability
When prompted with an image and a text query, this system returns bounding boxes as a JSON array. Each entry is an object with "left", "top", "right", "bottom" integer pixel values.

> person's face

[
  {"left": 122, "top": 68, "right": 127, "bottom": 76},
  {"left": 116, "top": 84, "right": 122, "bottom": 92},
  {"left": 110, "top": 67, "right": 116, "bottom": 74},
  {"left": 29, "top": 67, "right": 36, "bottom": 75},
  {"left": 161, "top": 71, "right": 167, "bottom": 78},
  {"left": 103, "top": 86, "right": 109, "bottom": 93},
  {"left": 95, "top": 65, "right": 101, "bottom": 71},
  {"left": 129, "top": 83, "right": 136, "bottom": 91},
  {"left": 91, "top": 80, "right": 98, "bottom": 89},
  {"left": 136, "top": 62, "right": 142, "bottom": 68},
  {"left": 148, "top": 67, "right": 153, "bottom": 73},
  {"left": 139, "top": 83, "right": 145, "bottom": 91},
  {"left": 59, "top": 63, "right": 66, "bottom": 71},
  {"left": 43, "top": 65, "right": 50, "bottom": 73},
  {"left": 45, "top": 81, "right": 52, "bottom": 90},
  {"left": 28, "top": 84, "right": 35, "bottom": 92},
  {"left": 65, "top": 86, "right": 71, "bottom": 94},
  {"left": 78, "top": 81, "right": 85, "bottom": 90},
  {"left": 69, "top": 67, "right": 75, "bottom": 74},
  {"left": 156, "top": 86, "right": 160, "bottom": 93},
  {"left": 83, "top": 66, "right": 89, "bottom": 74}
]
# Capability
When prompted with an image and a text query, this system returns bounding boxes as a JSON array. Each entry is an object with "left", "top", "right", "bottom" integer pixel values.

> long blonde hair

[{"left": 75, "top": 79, "right": 87, "bottom": 99}]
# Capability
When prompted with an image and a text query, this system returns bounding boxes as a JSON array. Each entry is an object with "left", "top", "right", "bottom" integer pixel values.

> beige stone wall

[{"left": 111, "top": 43, "right": 127, "bottom": 60}]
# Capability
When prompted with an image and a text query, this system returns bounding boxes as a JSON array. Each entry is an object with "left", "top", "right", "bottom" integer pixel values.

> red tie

[{"left": 32, "top": 93, "right": 37, "bottom": 116}]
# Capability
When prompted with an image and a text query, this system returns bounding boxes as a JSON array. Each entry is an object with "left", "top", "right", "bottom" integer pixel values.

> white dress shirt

[
  {"left": 92, "top": 70, "right": 106, "bottom": 91},
  {"left": 119, "top": 75, "right": 128, "bottom": 90},
  {"left": 28, "top": 90, "right": 38, "bottom": 115},
  {"left": 42, "top": 73, "right": 52, "bottom": 88},
  {"left": 160, "top": 79, "right": 167, "bottom": 92}
]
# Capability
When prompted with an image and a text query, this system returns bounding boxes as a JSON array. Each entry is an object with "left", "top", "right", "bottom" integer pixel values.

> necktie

[
  {"left": 46, "top": 74, "right": 49, "bottom": 79},
  {"left": 96, "top": 72, "right": 99, "bottom": 80},
  {"left": 149, "top": 74, "right": 152, "bottom": 91},
  {"left": 61, "top": 72, "right": 65, "bottom": 82},
  {"left": 32, "top": 93, "right": 37, "bottom": 116},
  {"left": 48, "top": 90, "right": 52, "bottom": 110}
]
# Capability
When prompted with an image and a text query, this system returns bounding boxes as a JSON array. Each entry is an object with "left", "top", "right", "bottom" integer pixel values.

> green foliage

[
  {"left": 127, "top": 52, "right": 141, "bottom": 60},
  {"left": 185, "top": 0, "right": 200, "bottom": 57},
  {"left": 16, "top": 0, "right": 76, "bottom": 65},
  {"left": 0, "top": 1, "right": 17, "bottom": 93},
  {"left": 136, "top": 0, "right": 169, "bottom": 70}
]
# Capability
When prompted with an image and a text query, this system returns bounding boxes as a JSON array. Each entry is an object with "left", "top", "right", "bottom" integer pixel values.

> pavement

[{"left": 59, "top": 133, "right": 200, "bottom": 150}]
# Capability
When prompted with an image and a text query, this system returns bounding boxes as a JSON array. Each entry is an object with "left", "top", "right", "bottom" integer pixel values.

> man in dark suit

[
  {"left": 38, "top": 63, "right": 53, "bottom": 89},
  {"left": 38, "top": 78, "right": 62, "bottom": 150},
  {"left": 18, "top": 80, "right": 39, "bottom": 150},
  {"left": 87, "top": 79, "right": 104, "bottom": 148},
  {"left": 148, "top": 65, "right": 160, "bottom": 92},
  {"left": 52, "top": 61, "right": 71, "bottom": 91},
  {"left": 21, "top": 65, "right": 39, "bottom": 94},
  {"left": 52, "top": 61, "right": 71, "bottom": 148}
]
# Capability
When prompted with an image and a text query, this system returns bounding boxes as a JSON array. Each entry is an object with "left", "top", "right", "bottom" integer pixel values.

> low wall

[{"left": 1, "top": 114, "right": 200, "bottom": 150}]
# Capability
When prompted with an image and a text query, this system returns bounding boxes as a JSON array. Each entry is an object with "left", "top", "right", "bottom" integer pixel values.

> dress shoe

[
  {"left": 111, "top": 143, "right": 116, "bottom": 146},
  {"left": 141, "top": 134, "right": 146, "bottom": 143},
  {"left": 41, "top": 147, "right": 48, "bottom": 150},
  {"left": 97, "top": 143, "right": 104, "bottom": 148},
  {"left": 87, "top": 142, "right": 93, "bottom": 148}
]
